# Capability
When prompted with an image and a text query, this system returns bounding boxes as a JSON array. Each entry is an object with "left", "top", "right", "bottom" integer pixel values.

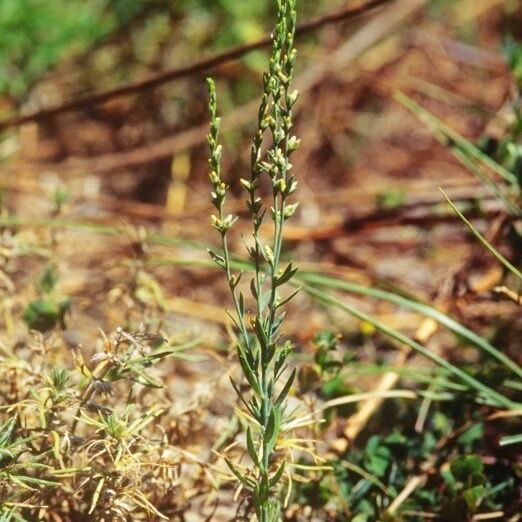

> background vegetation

[{"left": 0, "top": 0, "right": 520, "bottom": 520}]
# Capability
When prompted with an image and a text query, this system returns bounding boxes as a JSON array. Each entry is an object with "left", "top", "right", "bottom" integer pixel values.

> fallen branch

[
  {"left": 7, "top": 0, "right": 422, "bottom": 176},
  {"left": 0, "top": 0, "right": 393, "bottom": 131}
]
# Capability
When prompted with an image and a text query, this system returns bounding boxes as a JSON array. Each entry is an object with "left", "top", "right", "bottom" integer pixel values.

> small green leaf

[
  {"left": 238, "top": 348, "right": 262, "bottom": 396},
  {"left": 225, "top": 458, "right": 254, "bottom": 489},
  {"left": 274, "top": 368, "right": 295, "bottom": 407},
  {"left": 462, "top": 485, "right": 485, "bottom": 512},
  {"left": 250, "top": 278, "right": 258, "bottom": 299},
  {"left": 23, "top": 300, "right": 59, "bottom": 332},
  {"left": 364, "top": 436, "right": 391, "bottom": 478},
  {"left": 39, "top": 265, "right": 57, "bottom": 294},
  {"left": 450, "top": 455, "right": 484, "bottom": 482},
  {"left": 269, "top": 461, "right": 285, "bottom": 487},
  {"left": 238, "top": 292, "right": 245, "bottom": 317},
  {"left": 264, "top": 406, "right": 281, "bottom": 455},
  {"left": 246, "top": 427, "right": 260, "bottom": 467}
]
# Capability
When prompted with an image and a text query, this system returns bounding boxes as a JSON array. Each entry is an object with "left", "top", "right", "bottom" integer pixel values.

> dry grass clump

[{"left": 0, "top": 325, "right": 219, "bottom": 521}]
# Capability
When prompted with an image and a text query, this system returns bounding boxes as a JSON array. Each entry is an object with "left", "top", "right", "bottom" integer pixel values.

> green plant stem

[{"left": 207, "top": 3, "right": 299, "bottom": 518}]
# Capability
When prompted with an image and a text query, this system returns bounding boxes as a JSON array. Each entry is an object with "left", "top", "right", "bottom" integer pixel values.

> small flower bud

[
  {"left": 263, "top": 245, "right": 274, "bottom": 265},
  {"left": 274, "top": 148, "right": 285, "bottom": 167},
  {"left": 209, "top": 171, "right": 219, "bottom": 184},
  {"left": 283, "top": 202, "right": 299, "bottom": 219},
  {"left": 274, "top": 128, "right": 284, "bottom": 144},
  {"left": 287, "top": 89, "right": 299, "bottom": 107},
  {"left": 288, "top": 180, "right": 298, "bottom": 194},
  {"left": 278, "top": 71, "right": 289, "bottom": 85},
  {"left": 216, "top": 182, "right": 226, "bottom": 197},
  {"left": 275, "top": 178, "right": 287, "bottom": 193},
  {"left": 210, "top": 117, "right": 221, "bottom": 134},
  {"left": 240, "top": 178, "right": 251, "bottom": 191},
  {"left": 210, "top": 215, "right": 221, "bottom": 229},
  {"left": 222, "top": 214, "right": 238, "bottom": 232},
  {"left": 288, "top": 136, "right": 300, "bottom": 152}
]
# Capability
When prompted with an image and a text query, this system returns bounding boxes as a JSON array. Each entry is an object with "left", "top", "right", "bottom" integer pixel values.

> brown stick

[
  {"left": 0, "top": 0, "right": 393, "bottom": 131},
  {"left": 6, "top": 0, "right": 422, "bottom": 176}
]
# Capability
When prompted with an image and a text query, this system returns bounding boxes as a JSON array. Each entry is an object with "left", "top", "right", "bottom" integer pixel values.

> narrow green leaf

[
  {"left": 207, "top": 248, "right": 225, "bottom": 268},
  {"left": 230, "top": 377, "right": 256, "bottom": 417},
  {"left": 264, "top": 409, "right": 276, "bottom": 446},
  {"left": 246, "top": 427, "right": 260, "bottom": 467},
  {"left": 297, "top": 272, "right": 522, "bottom": 381},
  {"left": 275, "top": 263, "right": 298, "bottom": 286},
  {"left": 264, "top": 406, "right": 281, "bottom": 455},
  {"left": 276, "top": 287, "right": 300, "bottom": 309},
  {"left": 15, "top": 475, "right": 58, "bottom": 487},
  {"left": 254, "top": 317, "right": 269, "bottom": 349},
  {"left": 269, "top": 461, "right": 286, "bottom": 487},
  {"left": 238, "top": 348, "right": 262, "bottom": 396},
  {"left": 270, "top": 312, "right": 286, "bottom": 338},
  {"left": 499, "top": 433, "right": 522, "bottom": 446},
  {"left": 0, "top": 419, "right": 16, "bottom": 447},
  {"left": 441, "top": 189, "right": 522, "bottom": 281},
  {"left": 263, "top": 343, "right": 277, "bottom": 366},
  {"left": 225, "top": 310, "right": 241, "bottom": 332},
  {"left": 225, "top": 458, "right": 254, "bottom": 489},
  {"left": 302, "top": 284, "right": 517, "bottom": 409},
  {"left": 274, "top": 368, "right": 296, "bottom": 407},
  {"left": 130, "top": 369, "right": 163, "bottom": 388},
  {"left": 238, "top": 292, "right": 245, "bottom": 317},
  {"left": 250, "top": 278, "right": 258, "bottom": 299}
]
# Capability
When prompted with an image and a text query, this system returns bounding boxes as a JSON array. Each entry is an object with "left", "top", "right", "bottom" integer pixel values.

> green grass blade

[
  {"left": 8, "top": 214, "right": 519, "bottom": 381},
  {"left": 394, "top": 91, "right": 520, "bottom": 216},
  {"left": 499, "top": 433, "right": 522, "bottom": 446},
  {"left": 296, "top": 272, "right": 522, "bottom": 380},
  {"left": 301, "top": 283, "right": 518, "bottom": 409},
  {"left": 441, "top": 189, "right": 522, "bottom": 281},
  {"left": 449, "top": 146, "right": 520, "bottom": 216},
  {"left": 151, "top": 256, "right": 522, "bottom": 380},
  {"left": 395, "top": 91, "right": 518, "bottom": 186},
  {"left": 0, "top": 216, "right": 207, "bottom": 250}
]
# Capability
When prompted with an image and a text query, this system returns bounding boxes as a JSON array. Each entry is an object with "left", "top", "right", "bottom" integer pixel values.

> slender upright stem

[{"left": 207, "top": 2, "right": 299, "bottom": 519}]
